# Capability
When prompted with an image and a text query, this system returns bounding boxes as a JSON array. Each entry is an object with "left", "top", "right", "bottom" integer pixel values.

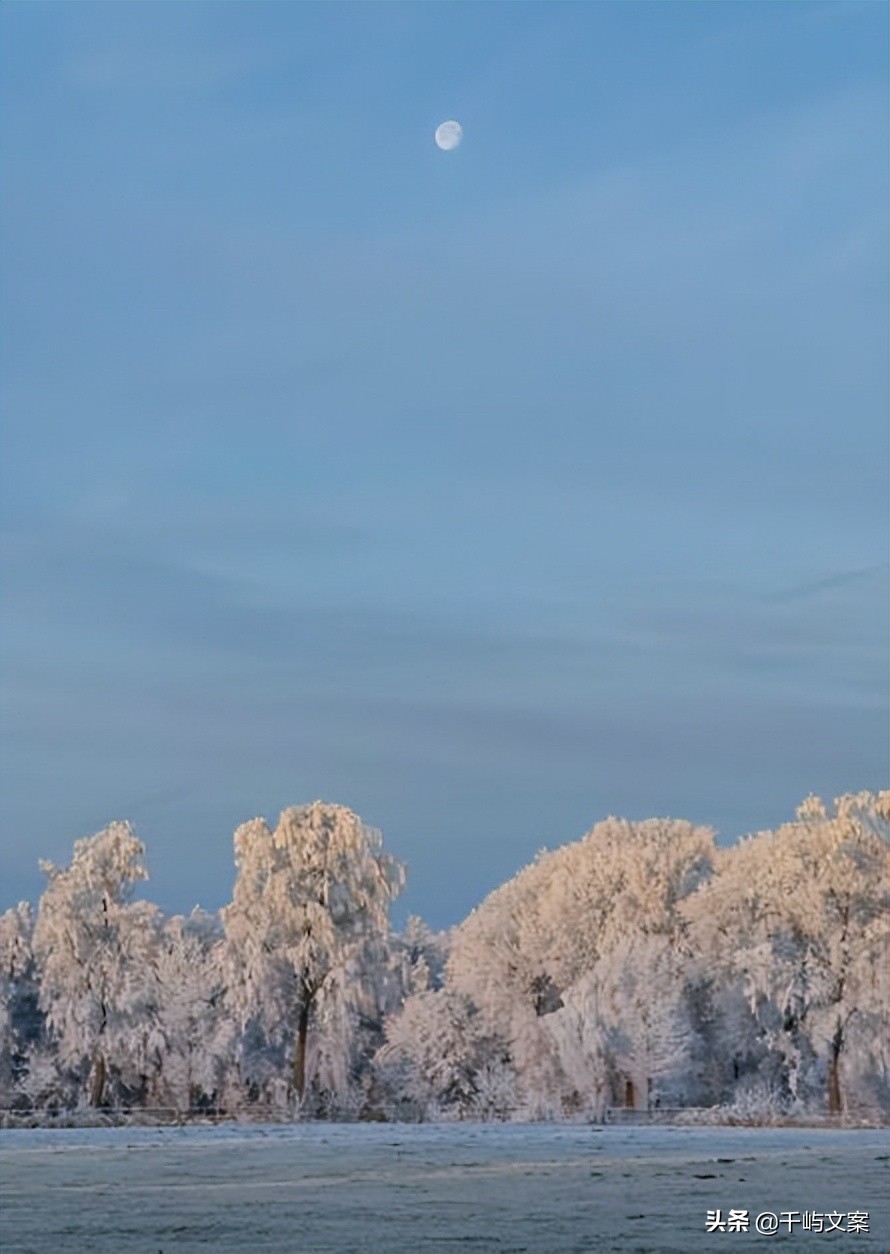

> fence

[{"left": 1, "top": 1105, "right": 877, "bottom": 1129}]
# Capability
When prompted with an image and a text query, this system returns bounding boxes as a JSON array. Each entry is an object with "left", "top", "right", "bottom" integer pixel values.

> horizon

[{"left": 2, "top": 1, "right": 888, "bottom": 931}]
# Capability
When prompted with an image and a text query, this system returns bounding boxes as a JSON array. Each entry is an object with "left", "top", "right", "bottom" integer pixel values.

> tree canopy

[{"left": 2, "top": 792, "right": 886, "bottom": 1123}]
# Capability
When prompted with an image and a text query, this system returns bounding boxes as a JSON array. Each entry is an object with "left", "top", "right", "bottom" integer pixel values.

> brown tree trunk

[
  {"left": 90, "top": 1051, "right": 107, "bottom": 1107},
  {"left": 292, "top": 1000, "right": 311, "bottom": 1098},
  {"left": 827, "top": 1020, "right": 844, "bottom": 1115},
  {"left": 624, "top": 1079, "right": 636, "bottom": 1109}
]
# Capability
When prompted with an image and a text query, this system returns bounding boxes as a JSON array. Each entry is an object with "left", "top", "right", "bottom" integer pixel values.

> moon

[{"left": 434, "top": 120, "right": 462, "bottom": 151}]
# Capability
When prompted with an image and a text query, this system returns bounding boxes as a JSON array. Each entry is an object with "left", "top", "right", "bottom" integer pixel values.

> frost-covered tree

[
  {"left": 446, "top": 817, "right": 714, "bottom": 1112},
  {"left": 3, "top": 790, "right": 886, "bottom": 1125},
  {"left": 376, "top": 987, "right": 514, "bottom": 1120},
  {"left": 150, "top": 909, "right": 230, "bottom": 1111},
  {"left": 595, "top": 935, "right": 696, "bottom": 1108},
  {"left": 686, "top": 792, "right": 889, "bottom": 1115},
  {"left": 33, "top": 822, "right": 160, "bottom": 1107},
  {"left": 222, "top": 802, "right": 405, "bottom": 1104},
  {"left": 0, "top": 903, "right": 44, "bottom": 1108},
  {"left": 539, "top": 977, "right": 613, "bottom": 1120},
  {"left": 545, "top": 936, "right": 703, "bottom": 1116},
  {"left": 390, "top": 915, "right": 449, "bottom": 998}
]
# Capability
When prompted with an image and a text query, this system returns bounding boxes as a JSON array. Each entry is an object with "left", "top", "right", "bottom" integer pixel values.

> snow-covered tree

[
  {"left": 150, "top": 909, "right": 230, "bottom": 1111},
  {"left": 0, "top": 902, "right": 44, "bottom": 1107},
  {"left": 540, "top": 977, "right": 613, "bottom": 1120},
  {"left": 376, "top": 987, "right": 514, "bottom": 1120},
  {"left": 3, "top": 790, "right": 885, "bottom": 1124},
  {"left": 594, "top": 935, "right": 696, "bottom": 1108},
  {"left": 32, "top": 822, "right": 160, "bottom": 1107},
  {"left": 686, "top": 791, "right": 889, "bottom": 1115},
  {"left": 222, "top": 802, "right": 405, "bottom": 1105},
  {"left": 445, "top": 816, "right": 714, "bottom": 1112},
  {"left": 390, "top": 915, "right": 449, "bottom": 998}
]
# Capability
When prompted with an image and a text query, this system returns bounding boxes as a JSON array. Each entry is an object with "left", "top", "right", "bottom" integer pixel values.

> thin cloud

[{"left": 767, "top": 563, "right": 889, "bottom": 604}]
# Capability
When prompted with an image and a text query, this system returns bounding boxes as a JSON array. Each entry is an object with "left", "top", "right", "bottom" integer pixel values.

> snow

[{"left": 1, "top": 1123, "right": 887, "bottom": 1252}]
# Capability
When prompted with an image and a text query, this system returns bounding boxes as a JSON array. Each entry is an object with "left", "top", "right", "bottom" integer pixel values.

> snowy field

[{"left": 1, "top": 1123, "right": 887, "bottom": 1253}]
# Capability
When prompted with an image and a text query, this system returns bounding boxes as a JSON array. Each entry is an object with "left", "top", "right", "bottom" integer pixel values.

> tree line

[{"left": 1, "top": 793, "right": 887, "bottom": 1122}]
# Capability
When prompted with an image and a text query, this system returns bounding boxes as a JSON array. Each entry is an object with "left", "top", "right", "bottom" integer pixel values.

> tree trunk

[
  {"left": 90, "top": 1051, "right": 107, "bottom": 1107},
  {"left": 292, "top": 1000, "right": 311, "bottom": 1098},
  {"left": 827, "top": 1020, "right": 844, "bottom": 1115},
  {"left": 91, "top": 994, "right": 109, "bottom": 1107},
  {"left": 624, "top": 1079, "right": 636, "bottom": 1109}
]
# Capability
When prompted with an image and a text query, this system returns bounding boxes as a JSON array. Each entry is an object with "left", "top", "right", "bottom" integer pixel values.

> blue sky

[{"left": 1, "top": 1, "right": 887, "bottom": 928}]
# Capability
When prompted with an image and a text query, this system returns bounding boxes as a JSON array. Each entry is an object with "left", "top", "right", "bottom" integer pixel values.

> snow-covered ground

[{"left": 1, "top": 1123, "right": 887, "bottom": 1252}]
